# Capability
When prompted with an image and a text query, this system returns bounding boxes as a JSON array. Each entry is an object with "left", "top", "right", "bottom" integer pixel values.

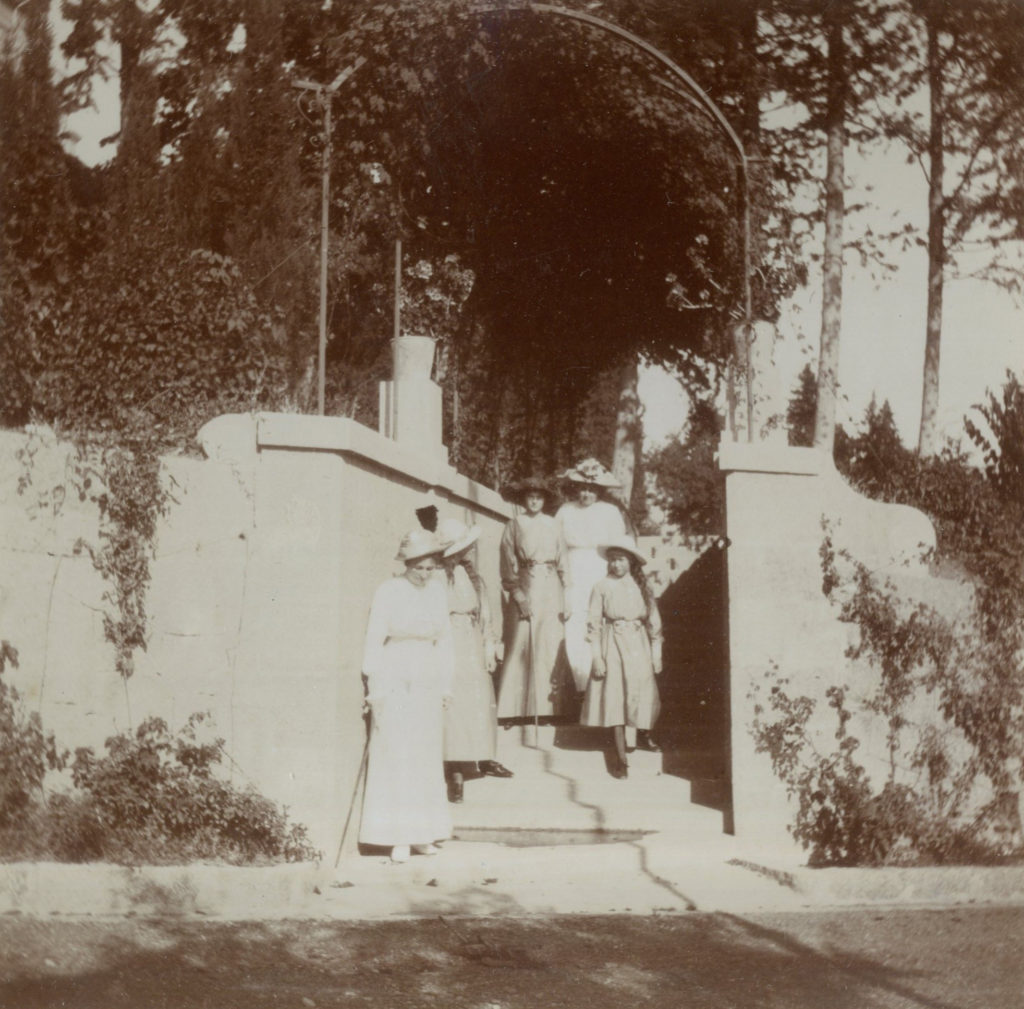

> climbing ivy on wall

[
  {"left": 72, "top": 439, "right": 170, "bottom": 680},
  {"left": 16, "top": 428, "right": 170, "bottom": 682},
  {"left": 751, "top": 526, "right": 1024, "bottom": 867}
]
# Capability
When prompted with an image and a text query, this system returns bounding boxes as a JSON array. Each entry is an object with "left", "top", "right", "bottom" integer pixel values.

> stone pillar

[
  {"left": 379, "top": 335, "right": 446, "bottom": 460},
  {"left": 720, "top": 439, "right": 840, "bottom": 859},
  {"left": 720, "top": 436, "right": 939, "bottom": 863}
]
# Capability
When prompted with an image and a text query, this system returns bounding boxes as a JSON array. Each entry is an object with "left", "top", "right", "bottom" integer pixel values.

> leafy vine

[
  {"left": 72, "top": 437, "right": 171, "bottom": 679},
  {"left": 751, "top": 529, "right": 1023, "bottom": 866},
  {"left": 16, "top": 426, "right": 171, "bottom": 681}
]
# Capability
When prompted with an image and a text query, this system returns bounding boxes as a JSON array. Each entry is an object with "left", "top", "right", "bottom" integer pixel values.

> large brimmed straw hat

[
  {"left": 501, "top": 474, "right": 554, "bottom": 504},
  {"left": 436, "top": 517, "right": 481, "bottom": 558},
  {"left": 561, "top": 457, "right": 620, "bottom": 488},
  {"left": 597, "top": 534, "right": 646, "bottom": 565},
  {"left": 395, "top": 528, "right": 443, "bottom": 563}
]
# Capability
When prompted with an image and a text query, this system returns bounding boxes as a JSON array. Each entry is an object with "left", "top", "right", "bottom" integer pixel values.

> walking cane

[{"left": 334, "top": 729, "right": 370, "bottom": 869}]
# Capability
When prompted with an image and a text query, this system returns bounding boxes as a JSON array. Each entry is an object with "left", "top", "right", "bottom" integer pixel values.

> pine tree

[{"left": 786, "top": 364, "right": 818, "bottom": 448}]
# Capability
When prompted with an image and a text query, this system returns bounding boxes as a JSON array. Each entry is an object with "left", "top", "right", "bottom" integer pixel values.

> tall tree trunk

[
  {"left": 111, "top": 2, "right": 160, "bottom": 216},
  {"left": 814, "top": 3, "right": 847, "bottom": 452},
  {"left": 918, "top": 3, "right": 945, "bottom": 457},
  {"left": 611, "top": 357, "right": 642, "bottom": 514}
]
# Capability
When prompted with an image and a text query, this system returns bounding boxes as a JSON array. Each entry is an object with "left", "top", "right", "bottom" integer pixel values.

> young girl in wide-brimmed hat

[
  {"left": 497, "top": 476, "right": 573, "bottom": 720},
  {"left": 581, "top": 535, "right": 663, "bottom": 779}
]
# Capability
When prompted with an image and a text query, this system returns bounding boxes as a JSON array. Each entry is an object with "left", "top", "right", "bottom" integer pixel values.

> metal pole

[
  {"left": 393, "top": 238, "right": 402, "bottom": 352},
  {"left": 292, "top": 58, "right": 365, "bottom": 418},
  {"left": 392, "top": 237, "right": 401, "bottom": 438},
  {"left": 318, "top": 93, "right": 332, "bottom": 416},
  {"left": 740, "top": 159, "right": 755, "bottom": 442}
]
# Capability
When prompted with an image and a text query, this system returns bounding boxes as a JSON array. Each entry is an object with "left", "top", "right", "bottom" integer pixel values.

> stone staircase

[
  {"left": 319, "top": 722, "right": 795, "bottom": 920},
  {"left": 451, "top": 722, "right": 727, "bottom": 850}
]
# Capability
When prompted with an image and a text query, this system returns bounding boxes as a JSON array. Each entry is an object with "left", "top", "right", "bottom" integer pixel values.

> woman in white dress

[
  {"left": 555, "top": 458, "right": 629, "bottom": 693},
  {"left": 359, "top": 528, "right": 454, "bottom": 863},
  {"left": 436, "top": 518, "right": 513, "bottom": 804}
]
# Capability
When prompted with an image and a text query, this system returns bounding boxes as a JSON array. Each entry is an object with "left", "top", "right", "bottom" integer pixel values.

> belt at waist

[
  {"left": 608, "top": 618, "right": 644, "bottom": 627},
  {"left": 385, "top": 634, "right": 438, "bottom": 643},
  {"left": 524, "top": 559, "right": 557, "bottom": 568}
]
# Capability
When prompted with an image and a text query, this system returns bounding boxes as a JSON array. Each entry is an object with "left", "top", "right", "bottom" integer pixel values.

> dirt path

[{"left": 1, "top": 907, "right": 1021, "bottom": 1008}]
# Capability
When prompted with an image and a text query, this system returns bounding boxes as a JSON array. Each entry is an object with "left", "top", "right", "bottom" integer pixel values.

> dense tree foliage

[
  {"left": 1, "top": 0, "right": 782, "bottom": 481},
  {"left": 3, "top": 0, "right": 1021, "bottom": 484}
]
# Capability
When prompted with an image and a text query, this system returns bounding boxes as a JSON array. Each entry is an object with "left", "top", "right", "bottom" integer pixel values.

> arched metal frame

[
  {"left": 475, "top": 2, "right": 757, "bottom": 439},
  {"left": 307, "top": 4, "right": 758, "bottom": 431}
]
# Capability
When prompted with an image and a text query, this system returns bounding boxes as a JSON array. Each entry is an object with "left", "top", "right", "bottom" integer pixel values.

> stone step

[{"left": 452, "top": 722, "right": 727, "bottom": 843}]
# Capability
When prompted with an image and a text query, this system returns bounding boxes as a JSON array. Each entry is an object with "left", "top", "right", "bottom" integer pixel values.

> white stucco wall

[
  {"left": 720, "top": 438, "right": 973, "bottom": 858},
  {"left": 0, "top": 414, "right": 510, "bottom": 860}
]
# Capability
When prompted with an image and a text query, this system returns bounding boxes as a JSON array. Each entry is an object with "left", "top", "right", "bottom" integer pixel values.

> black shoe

[
  {"left": 447, "top": 778, "right": 464, "bottom": 803},
  {"left": 610, "top": 759, "right": 629, "bottom": 780},
  {"left": 636, "top": 733, "right": 661, "bottom": 753},
  {"left": 479, "top": 760, "right": 514, "bottom": 778}
]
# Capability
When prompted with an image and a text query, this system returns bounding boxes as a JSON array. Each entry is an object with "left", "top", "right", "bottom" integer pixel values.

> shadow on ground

[{"left": 3, "top": 907, "right": 1021, "bottom": 1009}]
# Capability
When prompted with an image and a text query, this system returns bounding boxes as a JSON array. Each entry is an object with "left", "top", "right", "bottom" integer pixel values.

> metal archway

[{"left": 475, "top": 3, "right": 758, "bottom": 438}]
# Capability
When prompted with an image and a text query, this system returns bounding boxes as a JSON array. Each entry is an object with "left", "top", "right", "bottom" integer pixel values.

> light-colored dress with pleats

[
  {"left": 581, "top": 574, "right": 662, "bottom": 730},
  {"left": 443, "top": 564, "right": 497, "bottom": 760},
  {"left": 497, "top": 513, "right": 572, "bottom": 718}
]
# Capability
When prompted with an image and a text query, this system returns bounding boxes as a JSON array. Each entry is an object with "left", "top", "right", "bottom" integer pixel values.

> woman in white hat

[
  {"left": 497, "top": 476, "right": 573, "bottom": 720},
  {"left": 436, "top": 518, "right": 513, "bottom": 803},
  {"left": 555, "top": 458, "right": 629, "bottom": 694},
  {"left": 359, "top": 528, "right": 454, "bottom": 863},
  {"left": 581, "top": 535, "right": 663, "bottom": 778}
]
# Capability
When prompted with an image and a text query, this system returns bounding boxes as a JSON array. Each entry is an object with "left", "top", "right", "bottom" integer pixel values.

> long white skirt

[
  {"left": 359, "top": 641, "right": 452, "bottom": 847},
  {"left": 564, "top": 547, "right": 608, "bottom": 691}
]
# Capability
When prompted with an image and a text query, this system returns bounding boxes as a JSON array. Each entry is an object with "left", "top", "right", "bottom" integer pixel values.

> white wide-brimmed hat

[
  {"left": 436, "top": 517, "right": 481, "bottom": 558},
  {"left": 395, "top": 528, "right": 443, "bottom": 563},
  {"left": 597, "top": 535, "right": 646, "bottom": 565},
  {"left": 561, "top": 457, "right": 620, "bottom": 488}
]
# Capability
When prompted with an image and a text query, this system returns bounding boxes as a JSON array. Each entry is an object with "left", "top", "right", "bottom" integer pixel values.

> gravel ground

[{"left": 0, "top": 907, "right": 1021, "bottom": 1009}]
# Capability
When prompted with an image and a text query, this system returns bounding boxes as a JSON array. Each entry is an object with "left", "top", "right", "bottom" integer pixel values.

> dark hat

[
  {"left": 501, "top": 475, "right": 554, "bottom": 504},
  {"left": 415, "top": 503, "right": 439, "bottom": 532}
]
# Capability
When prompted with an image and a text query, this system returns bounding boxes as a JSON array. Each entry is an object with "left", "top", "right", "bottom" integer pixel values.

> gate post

[{"left": 720, "top": 439, "right": 835, "bottom": 858}]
